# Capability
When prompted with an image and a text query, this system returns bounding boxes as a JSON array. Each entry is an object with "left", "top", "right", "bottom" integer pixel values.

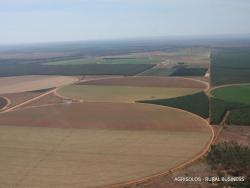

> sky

[{"left": 0, "top": 0, "right": 250, "bottom": 44}]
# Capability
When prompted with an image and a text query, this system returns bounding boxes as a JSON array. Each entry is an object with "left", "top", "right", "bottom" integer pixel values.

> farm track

[
  {"left": 0, "top": 76, "right": 215, "bottom": 188},
  {"left": 0, "top": 89, "right": 57, "bottom": 114}
]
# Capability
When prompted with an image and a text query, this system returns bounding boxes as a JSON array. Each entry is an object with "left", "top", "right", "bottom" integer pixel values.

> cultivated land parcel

[
  {"left": 1, "top": 41, "right": 250, "bottom": 188},
  {"left": 0, "top": 71, "right": 212, "bottom": 187},
  {"left": 0, "top": 101, "right": 211, "bottom": 188}
]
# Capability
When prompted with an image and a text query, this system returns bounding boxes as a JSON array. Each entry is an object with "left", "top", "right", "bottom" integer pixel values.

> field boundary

[
  {"left": 0, "top": 89, "right": 57, "bottom": 114},
  {"left": 99, "top": 105, "right": 215, "bottom": 188},
  {"left": 0, "top": 76, "right": 215, "bottom": 188}
]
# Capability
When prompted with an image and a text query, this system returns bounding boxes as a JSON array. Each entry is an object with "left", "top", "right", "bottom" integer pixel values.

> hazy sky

[{"left": 0, "top": 0, "right": 250, "bottom": 44}]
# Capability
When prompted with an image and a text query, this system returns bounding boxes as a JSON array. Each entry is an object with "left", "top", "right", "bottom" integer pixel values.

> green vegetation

[
  {"left": 207, "top": 142, "right": 250, "bottom": 187},
  {"left": 211, "top": 85, "right": 250, "bottom": 105},
  {"left": 58, "top": 85, "right": 200, "bottom": 103},
  {"left": 210, "top": 97, "right": 247, "bottom": 125},
  {"left": 139, "top": 92, "right": 209, "bottom": 118},
  {"left": 139, "top": 68, "right": 177, "bottom": 76},
  {"left": 227, "top": 108, "right": 250, "bottom": 125},
  {"left": 44, "top": 57, "right": 162, "bottom": 65},
  {"left": 211, "top": 47, "right": 250, "bottom": 86},
  {"left": 0, "top": 64, "right": 154, "bottom": 77},
  {"left": 170, "top": 68, "right": 208, "bottom": 76},
  {"left": 210, "top": 85, "right": 250, "bottom": 125}
]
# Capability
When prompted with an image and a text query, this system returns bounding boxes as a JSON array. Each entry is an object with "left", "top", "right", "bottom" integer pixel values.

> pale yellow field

[
  {"left": 0, "top": 125, "right": 211, "bottom": 188},
  {"left": 0, "top": 76, "right": 77, "bottom": 94},
  {"left": 58, "top": 85, "right": 200, "bottom": 102}
]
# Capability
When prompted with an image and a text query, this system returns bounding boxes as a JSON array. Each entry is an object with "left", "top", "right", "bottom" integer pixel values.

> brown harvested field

[
  {"left": 78, "top": 76, "right": 207, "bottom": 89},
  {"left": 0, "top": 102, "right": 209, "bottom": 131},
  {"left": 0, "top": 75, "right": 77, "bottom": 94},
  {"left": 1, "top": 91, "right": 49, "bottom": 109},
  {"left": 0, "top": 102, "right": 212, "bottom": 188},
  {"left": 0, "top": 97, "right": 8, "bottom": 110},
  {"left": 21, "top": 93, "right": 77, "bottom": 108}
]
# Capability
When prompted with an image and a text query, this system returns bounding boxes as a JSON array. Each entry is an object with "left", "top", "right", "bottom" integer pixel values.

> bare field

[
  {"left": 57, "top": 85, "right": 201, "bottom": 103},
  {"left": 0, "top": 105, "right": 211, "bottom": 188},
  {"left": 78, "top": 76, "right": 207, "bottom": 89},
  {"left": 1, "top": 91, "right": 48, "bottom": 109},
  {"left": 0, "top": 102, "right": 209, "bottom": 131},
  {"left": 20, "top": 93, "right": 77, "bottom": 109},
  {"left": 0, "top": 75, "right": 77, "bottom": 94}
]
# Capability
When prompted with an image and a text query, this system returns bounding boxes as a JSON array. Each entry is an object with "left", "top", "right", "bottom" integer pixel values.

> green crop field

[
  {"left": 211, "top": 47, "right": 250, "bottom": 86},
  {"left": 170, "top": 68, "right": 208, "bottom": 77},
  {"left": 210, "top": 85, "right": 250, "bottom": 125},
  {"left": 139, "top": 92, "right": 209, "bottom": 118},
  {"left": 0, "top": 64, "right": 154, "bottom": 77},
  {"left": 57, "top": 85, "right": 201, "bottom": 103},
  {"left": 211, "top": 85, "right": 250, "bottom": 105},
  {"left": 139, "top": 68, "right": 177, "bottom": 76},
  {"left": 44, "top": 57, "right": 162, "bottom": 65},
  {"left": 226, "top": 108, "right": 250, "bottom": 125}
]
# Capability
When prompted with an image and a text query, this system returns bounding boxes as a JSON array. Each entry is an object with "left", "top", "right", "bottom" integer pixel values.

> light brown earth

[
  {"left": 0, "top": 91, "right": 47, "bottom": 109},
  {"left": 0, "top": 102, "right": 212, "bottom": 188},
  {"left": 78, "top": 76, "right": 207, "bottom": 89},
  {"left": 0, "top": 125, "right": 211, "bottom": 188},
  {"left": 21, "top": 93, "right": 77, "bottom": 109},
  {"left": 0, "top": 75, "right": 77, "bottom": 94},
  {"left": 0, "top": 102, "right": 209, "bottom": 131}
]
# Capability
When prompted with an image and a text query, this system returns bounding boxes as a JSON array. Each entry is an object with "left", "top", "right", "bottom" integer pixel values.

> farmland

[
  {"left": 170, "top": 68, "right": 208, "bottom": 77},
  {"left": 211, "top": 47, "right": 250, "bottom": 86},
  {"left": 0, "top": 76, "right": 77, "bottom": 94},
  {"left": 0, "top": 63, "right": 155, "bottom": 77},
  {"left": 210, "top": 85, "right": 250, "bottom": 125},
  {"left": 140, "top": 92, "right": 209, "bottom": 119},
  {"left": 3, "top": 41, "right": 245, "bottom": 188},
  {"left": 139, "top": 67, "right": 176, "bottom": 76},
  {"left": 58, "top": 77, "right": 205, "bottom": 103},
  {"left": 43, "top": 57, "right": 162, "bottom": 65},
  {"left": 211, "top": 84, "right": 250, "bottom": 105},
  {"left": 0, "top": 102, "right": 211, "bottom": 188},
  {"left": 77, "top": 76, "right": 208, "bottom": 89},
  {"left": 58, "top": 85, "right": 200, "bottom": 103}
]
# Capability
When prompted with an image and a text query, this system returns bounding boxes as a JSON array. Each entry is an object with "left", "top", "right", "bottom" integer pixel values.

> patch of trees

[{"left": 207, "top": 142, "right": 250, "bottom": 187}]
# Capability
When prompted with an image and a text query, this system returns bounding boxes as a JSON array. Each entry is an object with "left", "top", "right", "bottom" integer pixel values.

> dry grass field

[
  {"left": 57, "top": 85, "right": 200, "bottom": 103},
  {"left": 0, "top": 76, "right": 77, "bottom": 94},
  {"left": 0, "top": 102, "right": 211, "bottom": 188}
]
